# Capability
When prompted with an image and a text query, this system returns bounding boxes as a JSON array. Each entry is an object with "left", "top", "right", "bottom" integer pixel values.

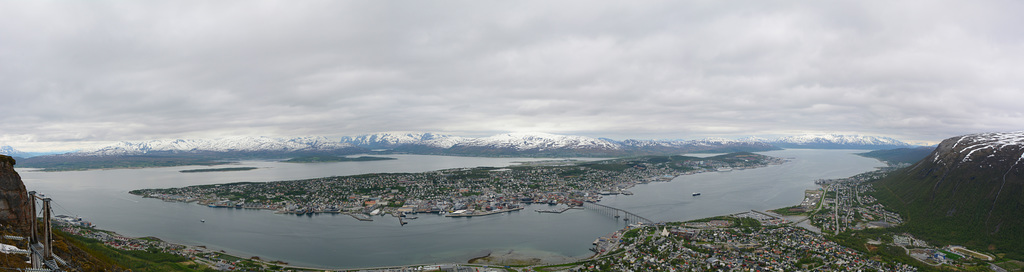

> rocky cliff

[{"left": 0, "top": 155, "right": 31, "bottom": 232}]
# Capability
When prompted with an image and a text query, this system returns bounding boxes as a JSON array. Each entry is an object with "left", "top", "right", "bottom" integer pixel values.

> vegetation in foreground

[{"left": 58, "top": 230, "right": 210, "bottom": 272}]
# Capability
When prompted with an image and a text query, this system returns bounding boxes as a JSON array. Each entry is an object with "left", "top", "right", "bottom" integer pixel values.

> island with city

[{"left": 129, "top": 152, "right": 781, "bottom": 219}]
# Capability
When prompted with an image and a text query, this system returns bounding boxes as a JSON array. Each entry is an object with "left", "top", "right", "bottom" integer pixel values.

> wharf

[
  {"left": 535, "top": 206, "right": 580, "bottom": 213},
  {"left": 444, "top": 207, "right": 524, "bottom": 217},
  {"left": 348, "top": 213, "right": 373, "bottom": 221}
]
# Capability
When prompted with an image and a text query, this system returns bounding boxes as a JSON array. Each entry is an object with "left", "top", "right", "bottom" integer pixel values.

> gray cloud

[{"left": 2, "top": 0, "right": 1023, "bottom": 151}]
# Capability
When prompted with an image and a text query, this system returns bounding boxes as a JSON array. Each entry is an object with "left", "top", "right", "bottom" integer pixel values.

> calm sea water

[{"left": 17, "top": 150, "right": 883, "bottom": 268}]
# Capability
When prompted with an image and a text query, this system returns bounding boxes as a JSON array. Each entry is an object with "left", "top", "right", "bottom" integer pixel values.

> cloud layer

[{"left": 2, "top": 1, "right": 1023, "bottom": 151}]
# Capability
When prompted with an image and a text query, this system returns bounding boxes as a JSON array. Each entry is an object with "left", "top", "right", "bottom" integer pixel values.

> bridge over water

[{"left": 582, "top": 202, "right": 654, "bottom": 225}]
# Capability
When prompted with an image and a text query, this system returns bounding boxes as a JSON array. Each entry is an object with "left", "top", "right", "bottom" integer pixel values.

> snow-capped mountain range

[
  {"left": 340, "top": 132, "right": 623, "bottom": 151},
  {"left": 339, "top": 132, "right": 911, "bottom": 155},
  {"left": 76, "top": 136, "right": 356, "bottom": 156},
  {"left": 10, "top": 132, "right": 915, "bottom": 158},
  {"left": 340, "top": 132, "right": 774, "bottom": 153}
]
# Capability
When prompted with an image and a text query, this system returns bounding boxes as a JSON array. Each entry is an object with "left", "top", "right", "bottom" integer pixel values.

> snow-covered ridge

[
  {"left": 456, "top": 132, "right": 620, "bottom": 150},
  {"left": 78, "top": 136, "right": 354, "bottom": 156},
  {"left": 340, "top": 132, "right": 467, "bottom": 149},
  {"left": 941, "top": 131, "right": 1024, "bottom": 164}
]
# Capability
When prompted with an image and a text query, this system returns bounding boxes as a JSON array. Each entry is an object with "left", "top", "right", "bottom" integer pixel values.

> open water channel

[{"left": 17, "top": 149, "right": 884, "bottom": 269}]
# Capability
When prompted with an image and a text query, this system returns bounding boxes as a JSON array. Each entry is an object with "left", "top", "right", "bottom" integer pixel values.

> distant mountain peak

[{"left": 0, "top": 146, "right": 28, "bottom": 158}]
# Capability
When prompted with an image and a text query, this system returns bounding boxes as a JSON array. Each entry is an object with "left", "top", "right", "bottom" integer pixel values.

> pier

[
  {"left": 535, "top": 206, "right": 580, "bottom": 213},
  {"left": 348, "top": 213, "right": 373, "bottom": 221},
  {"left": 444, "top": 207, "right": 524, "bottom": 217},
  {"left": 583, "top": 202, "right": 654, "bottom": 225}
]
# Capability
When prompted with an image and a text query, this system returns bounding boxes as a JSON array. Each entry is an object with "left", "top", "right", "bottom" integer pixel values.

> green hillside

[{"left": 872, "top": 133, "right": 1024, "bottom": 259}]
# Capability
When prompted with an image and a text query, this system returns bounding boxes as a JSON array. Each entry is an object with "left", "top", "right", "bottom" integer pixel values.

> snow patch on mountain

[{"left": 943, "top": 131, "right": 1024, "bottom": 164}]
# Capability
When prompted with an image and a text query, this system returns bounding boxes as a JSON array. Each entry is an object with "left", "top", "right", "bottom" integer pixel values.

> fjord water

[{"left": 18, "top": 150, "right": 883, "bottom": 268}]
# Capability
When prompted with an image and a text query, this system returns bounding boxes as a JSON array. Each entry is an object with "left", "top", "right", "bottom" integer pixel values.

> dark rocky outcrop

[{"left": 0, "top": 155, "right": 31, "bottom": 231}]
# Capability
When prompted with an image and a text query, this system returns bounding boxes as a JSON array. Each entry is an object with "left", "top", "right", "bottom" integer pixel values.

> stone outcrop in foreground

[{"left": 0, "top": 155, "right": 31, "bottom": 231}]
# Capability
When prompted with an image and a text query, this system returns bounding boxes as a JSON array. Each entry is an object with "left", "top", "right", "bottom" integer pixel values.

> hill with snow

[{"left": 875, "top": 131, "right": 1024, "bottom": 257}]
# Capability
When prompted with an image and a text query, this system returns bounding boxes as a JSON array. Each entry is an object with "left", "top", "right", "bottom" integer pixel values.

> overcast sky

[{"left": 2, "top": 1, "right": 1023, "bottom": 151}]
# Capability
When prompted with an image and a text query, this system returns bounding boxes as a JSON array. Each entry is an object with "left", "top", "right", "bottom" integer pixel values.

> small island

[
  {"left": 179, "top": 167, "right": 259, "bottom": 173},
  {"left": 281, "top": 155, "right": 396, "bottom": 163}
]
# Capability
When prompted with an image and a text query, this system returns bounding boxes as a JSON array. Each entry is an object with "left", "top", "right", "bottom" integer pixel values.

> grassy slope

[
  {"left": 873, "top": 164, "right": 1024, "bottom": 259},
  {"left": 57, "top": 230, "right": 213, "bottom": 272}
]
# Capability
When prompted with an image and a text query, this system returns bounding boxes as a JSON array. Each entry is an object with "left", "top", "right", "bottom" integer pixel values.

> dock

[
  {"left": 535, "top": 206, "right": 580, "bottom": 213},
  {"left": 444, "top": 207, "right": 524, "bottom": 217},
  {"left": 348, "top": 213, "right": 373, "bottom": 221}
]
